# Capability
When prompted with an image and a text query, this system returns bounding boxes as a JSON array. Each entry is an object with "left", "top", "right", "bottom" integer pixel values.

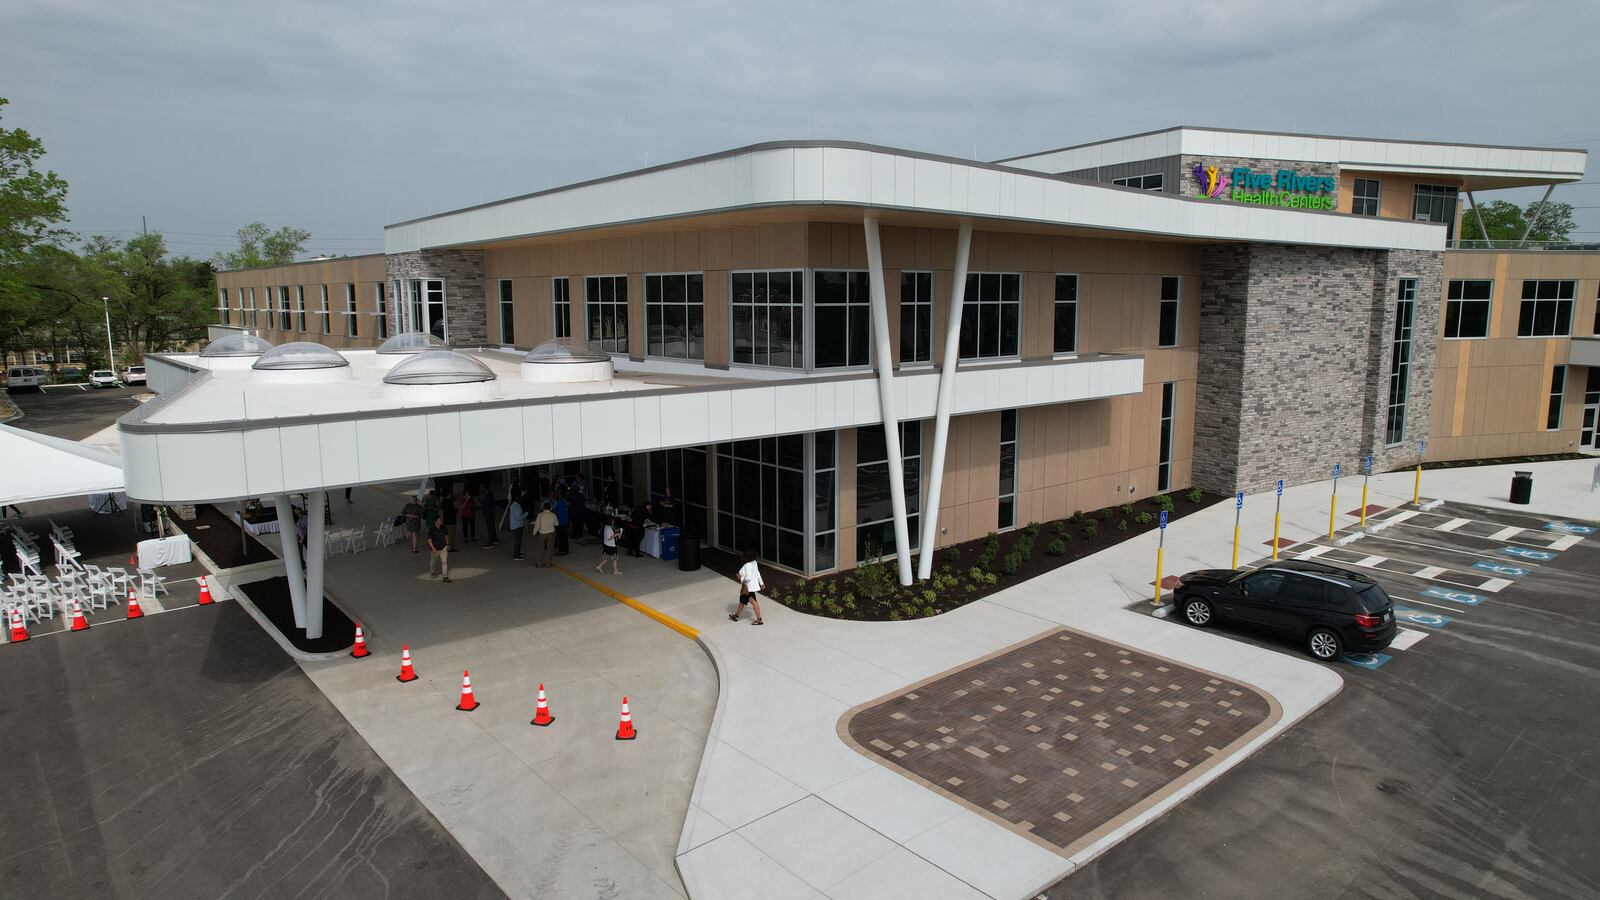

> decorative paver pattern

[{"left": 840, "top": 628, "right": 1278, "bottom": 856}]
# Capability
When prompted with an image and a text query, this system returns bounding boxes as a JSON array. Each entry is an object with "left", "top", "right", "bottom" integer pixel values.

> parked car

[
  {"left": 1173, "top": 559, "right": 1396, "bottom": 661},
  {"left": 5, "top": 366, "right": 48, "bottom": 392},
  {"left": 57, "top": 366, "right": 84, "bottom": 382},
  {"left": 89, "top": 369, "right": 120, "bottom": 389},
  {"left": 122, "top": 365, "right": 146, "bottom": 385}
]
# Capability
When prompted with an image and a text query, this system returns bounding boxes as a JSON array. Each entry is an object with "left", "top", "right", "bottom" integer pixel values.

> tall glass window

[
  {"left": 374, "top": 283, "right": 389, "bottom": 339},
  {"left": 899, "top": 272, "right": 933, "bottom": 364},
  {"left": 498, "top": 279, "right": 515, "bottom": 345},
  {"left": 814, "top": 431, "right": 837, "bottom": 571},
  {"left": 1547, "top": 365, "right": 1566, "bottom": 430},
  {"left": 1158, "top": 383, "right": 1175, "bottom": 492},
  {"left": 585, "top": 275, "right": 628, "bottom": 353},
  {"left": 856, "top": 421, "right": 921, "bottom": 560},
  {"left": 998, "top": 410, "right": 1018, "bottom": 530},
  {"left": 345, "top": 284, "right": 358, "bottom": 337},
  {"left": 552, "top": 277, "right": 571, "bottom": 338},
  {"left": 716, "top": 436, "right": 806, "bottom": 571},
  {"left": 1581, "top": 369, "right": 1600, "bottom": 449},
  {"left": 1413, "top": 184, "right": 1460, "bottom": 242},
  {"left": 246, "top": 287, "right": 256, "bottom": 328},
  {"left": 318, "top": 285, "right": 331, "bottom": 335},
  {"left": 1352, "top": 178, "right": 1380, "bottom": 216},
  {"left": 278, "top": 286, "right": 291, "bottom": 331},
  {"left": 1444, "top": 280, "right": 1492, "bottom": 339},
  {"left": 1054, "top": 274, "right": 1078, "bottom": 353},
  {"left": 649, "top": 447, "right": 708, "bottom": 539},
  {"left": 296, "top": 286, "right": 307, "bottom": 332},
  {"left": 1517, "top": 280, "right": 1575, "bottom": 337},
  {"left": 959, "top": 273, "right": 1021, "bottom": 359},
  {"left": 645, "top": 273, "right": 704, "bottom": 360},
  {"left": 402, "top": 279, "right": 446, "bottom": 340},
  {"left": 1158, "top": 276, "right": 1180, "bottom": 348},
  {"left": 1386, "top": 279, "right": 1417, "bottom": 446},
  {"left": 217, "top": 289, "right": 229, "bottom": 325},
  {"left": 814, "top": 270, "right": 870, "bottom": 368},
  {"left": 731, "top": 271, "right": 804, "bottom": 367}
]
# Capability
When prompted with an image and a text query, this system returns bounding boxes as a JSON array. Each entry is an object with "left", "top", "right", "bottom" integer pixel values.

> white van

[{"left": 5, "top": 366, "right": 47, "bottom": 392}]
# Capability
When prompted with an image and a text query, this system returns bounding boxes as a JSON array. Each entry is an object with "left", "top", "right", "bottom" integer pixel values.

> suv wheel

[
  {"left": 1182, "top": 596, "right": 1214, "bottom": 627},
  {"left": 1306, "top": 626, "right": 1343, "bottom": 661}
]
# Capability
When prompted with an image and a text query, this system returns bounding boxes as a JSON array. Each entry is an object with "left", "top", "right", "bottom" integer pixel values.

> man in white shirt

[{"left": 729, "top": 551, "right": 765, "bottom": 625}]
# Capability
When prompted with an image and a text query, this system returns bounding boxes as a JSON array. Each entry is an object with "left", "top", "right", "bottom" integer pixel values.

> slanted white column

[
  {"left": 916, "top": 222, "right": 973, "bottom": 580},
  {"left": 863, "top": 216, "right": 913, "bottom": 586},
  {"left": 304, "top": 490, "right": 327, "bottom": 640},
  {"left": 272, "top": 494, "right": 307, "bottom": 629}
]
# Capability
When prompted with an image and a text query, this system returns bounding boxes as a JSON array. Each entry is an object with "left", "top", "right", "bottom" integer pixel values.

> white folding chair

[
  {"left": 138, "top": 568, "right": 169, "bottom": 599},
  {"left": 348, "top": 526, "right": 367, "bottom": 554},
  {"left": 373, "top": 519, "right": 393, "bottom": 549}
]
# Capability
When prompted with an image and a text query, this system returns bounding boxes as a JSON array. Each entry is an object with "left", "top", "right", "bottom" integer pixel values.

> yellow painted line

[{"left": 553, "top": 565, "right": 699, "bottom": 640}]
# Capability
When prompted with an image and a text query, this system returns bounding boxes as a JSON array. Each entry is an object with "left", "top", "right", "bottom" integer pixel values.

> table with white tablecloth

[
  {"left": 640, "top": 526, "right": 662, "bottom": 558},
  {"left": 137, "top": 534, "right": 192, "bottom": 569},
  {"left": 236, "top": 513, "right": 281, "bottom": 535}
]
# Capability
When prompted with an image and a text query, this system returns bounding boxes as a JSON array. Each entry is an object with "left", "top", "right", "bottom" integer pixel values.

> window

[
  {"left": 1581, "top": 369, "right": 1599, "bottom": 449},
  {"left": 645, "top": 273, "right": 704, "bottom": 360},
  {"left": 217, "top": 289, "right": 229, "bottom": 325},
  {"left": 1241, "top": 570, "right": 1285, "bottom": 599},
  {"left": 278, "top": 287, "right": 291, "bottom": 330},
  {"left": 403, "top": 279, "right": 447, "bottom": 340},
  {"left": 1158, "top": 276, "right": 1180, "bottom": 348},
  {"left": 814, "top": 431, "right": 837, "bottom": 572},
  {"left": 1444, "top": 280, "right": 1492, "bottom": 339},
  {"left": 1517, "top": 280, "right": 1575, "bottom": 337},
  {"left": 1112, "top": 173, "right": 1164, "bottom": 191},
  {"left": 1352, "top": 178, "right": 1380, "bottom": 216},
  {"left": 1547, "top": 365, "right": 1566, "bottom": 430},
  {"left": 296, "top": 286, "right": 307, "bottom": 332},
  {"left": 345, "top": 284, "right": 358, "bottom": 338},
  {"left": 715, "top": 436, "right": 807, "bottom": 571},
  {"left": 1413, "top": 184, "right": 1459, "bottom": 242},
  {"left": 959, "top": 273, "right": 1021, "bottom": 359},
  {"left": 1386, "top": 279, "right": 1417, "bottom": 446},
  {"left": 648, "top": 447, "right": 708, "bottom": 540},
  {"left": 998, "top": 410, "right": 1018, "bottom": 529},
  {"left": 1158, "top": 382, "right": 1175, "bottom": 492},
  {"left": 1054, "top": 274, "right": 1078, "bottom": 353},
  {"left": 246, "top": 287, "right": 256, "bottom": 328},
  {"left": 497, "top": 279, "right": 515, "bottom": 346},
  {"left": 584, "top": 275, "right": 628, "bottom": 353},
  {"left": 374, "top": 283, "right": 389, "bottom": 339},
  {"left": 899, "top": 271, "right": 933, "bottom": 364},
  {"left": 814, "top": 270, "right": 871, "bottom": 368},
  {"left": 552, "top": 277, "right": 571, "bottom": 338},
  {"left": 856, "top": 421, "right": 921, "bottom": 560},
  {"left": 318, "top": 285, "right": 331, "bottom": 335},
  {"left": 731, "top": 271, "right": 805, "bottom": 367}
]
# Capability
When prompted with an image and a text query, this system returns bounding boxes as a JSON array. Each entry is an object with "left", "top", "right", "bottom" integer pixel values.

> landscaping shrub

[
  {"left": 1001, "top": 551, "right": 1023, "bottom": 575},
  {"left": 1186, "top": 487, "right": 1204, "bottom": 503},
  {"left": 1046, "top": 538, "right": 1066, "bottom": 557},
  {"left": 1053, "top": 520, "right": 1067, "bottom": 534},
  {"left": 1135, "top": 511, "right": 1154, "bottom": 525},
  {"left": 1120, "top": 503, "right": 1135, "bottom": 516},
  {"left": 1154, "top": 494, "right": 1175, "bottom": 513},
  {"left": 1083, "top": 519, "right": 1099, "bottom": 538},
  {"left": 1117, "top": 518, "right": 1130, "bottom": 531}
]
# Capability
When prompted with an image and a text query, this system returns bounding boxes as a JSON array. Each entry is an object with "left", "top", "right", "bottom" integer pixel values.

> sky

[{"left": 2, "top": 0, "right": 1598, "bottom": 261}]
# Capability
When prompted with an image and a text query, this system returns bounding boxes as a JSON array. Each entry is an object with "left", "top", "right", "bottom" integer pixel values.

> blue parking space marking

[
  {"left": 1499, "top": 546, "right": 1555, "bottom": 561},
  {"left": 1422, "top": 586, "right": 1487, "bottom": 606},
  {"left": 1472, "top": 561, "right": 1529, "bottom": 576},
  {"left": 1544, "top": 522, "right": 1596, "bottom": 534},
  {"left": 1343, "top": 652, "right": 1393, "bottom": 670},
  {"left": 1393, "top": 606, "right": 1453, "bottom": 629}
]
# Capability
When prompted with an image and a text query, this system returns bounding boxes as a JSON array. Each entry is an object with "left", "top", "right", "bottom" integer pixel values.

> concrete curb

[
  {"left": 1334, "top": 531, "right": 1365, "bottom": 546},
  {"left": 673, "top": 632, "right": 731, "bottom": 895}
]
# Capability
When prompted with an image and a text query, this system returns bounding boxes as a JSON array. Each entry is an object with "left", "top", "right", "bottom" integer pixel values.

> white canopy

[{"left": 0, "top": 423, "right": 125, "bottom": 506}]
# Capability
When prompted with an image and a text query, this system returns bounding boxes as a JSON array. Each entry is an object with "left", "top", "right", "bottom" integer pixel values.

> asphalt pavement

[
  {"left": 1045, "top": 500, "right": 1600, "bottom": 900},
  {"left": 5, "top": 384, "right": 144, "bottom": 440}
]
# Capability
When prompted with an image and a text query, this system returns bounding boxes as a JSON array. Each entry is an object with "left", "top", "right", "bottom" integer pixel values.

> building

[{"left": 125, "top": 127, "right": 1594, "bottom": 613}]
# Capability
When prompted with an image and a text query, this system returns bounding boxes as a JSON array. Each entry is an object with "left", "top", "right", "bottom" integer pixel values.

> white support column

[
  {"left": 304, "top": 490, "right": 327, "bottom": 640},
  {"left": 272, "top": 494, "right": 307, "bottom": 629},
  {"left": 916, "top": 222, "right": 973, "bottom": 580},
  {"left": 863, "top": 216, "right": 913, "bottom": 586}
]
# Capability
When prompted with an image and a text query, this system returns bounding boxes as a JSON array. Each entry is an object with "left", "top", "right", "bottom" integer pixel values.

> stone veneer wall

[
  {"left": 385, "top": 250, "right": 487, "bottom": 345},
  {"left": 1193, "top": 244, "right": 1444, "bottom": 493},
  {"left": 1178, "top": 155, "right": 1339, "bottom": 203}
]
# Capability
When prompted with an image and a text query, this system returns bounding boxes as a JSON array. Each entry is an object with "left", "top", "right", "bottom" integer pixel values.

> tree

[
  {"left": 212, "top": 222, "right": 311, "bottom": 270},
  {"left": 0, "top": 96, "right": 71, "bottom": 366},
  {"left": 1459, "top": 198, "right": 1577, "bottom": 245}
]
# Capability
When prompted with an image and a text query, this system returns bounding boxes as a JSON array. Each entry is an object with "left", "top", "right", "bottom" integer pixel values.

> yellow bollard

[
  {"left": 1413, "top": 464, "right": 1421, "bottom": 505},
  {"left": 1272, "top": 513, "right": 1282, "bottom": 559},
  {"left": 1231, "top": 523, "right": 1240, "bottom": 569},
  {"left": 1328, "top": 491, "right": 1337, "bottom": 539},
  {"left": 1152, "top": 546, "right": 1164, "bottom": 605},
  {"left": 1360, "top": 480, "right": 1370, "bottom": 527}
]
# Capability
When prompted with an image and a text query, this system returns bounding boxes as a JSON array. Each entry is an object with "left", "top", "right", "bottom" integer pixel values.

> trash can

[
  {"left": 677, "top": 532, "right": 701, "bottom": 571},
  {"left": 659, "top": 527, "right": 679, "bottom": 561},
  {"left": 1510, "top": 471, "right": 1533, "bottom": 505}
]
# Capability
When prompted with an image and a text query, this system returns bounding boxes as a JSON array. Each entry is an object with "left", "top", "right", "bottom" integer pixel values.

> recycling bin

[{"left": 659, "top": 526, "right": 680, "bottom": 561}]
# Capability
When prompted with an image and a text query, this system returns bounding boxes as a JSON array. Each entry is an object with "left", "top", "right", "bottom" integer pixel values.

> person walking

[
  {"left": 344, "top": 486, "right": 353, "bottom": 504},
  {"left": 459, "top": 489, "right": 477, "bottom": 543},
  {"left": 728, "top": 551, "right": 764, "bottom": 625},
  {"left": 479, "top": 482, "right": 499, "bottom": 549},
  {"left": 595, "top": 515, "right": 621, "bottom": 575},
  {"left": 403, "top": 494, "right": 423, "bottom": 553},
  {"left": 442, "top": 492, "right": 459, "bottom": 550},
  {"left": 294, "top": 506, "right": 309, "bottom": 557},
  {"left": 552, "top": 489, "right": 570, "bottom": 556},
  {"left": 508, "top": 493, "right": 528, "bottom": 561},
  {"left": 533, "top": 501, "right": 558, "bottom": 568},
  {"left": 427, "top": 515, "right": 451, "bottom": 582}
]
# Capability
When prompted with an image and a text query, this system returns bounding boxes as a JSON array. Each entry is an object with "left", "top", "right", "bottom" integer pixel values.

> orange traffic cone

[
  {"left": 455, "top": 670, "right": 479, "bottom": 712},
  {"left": 197, "top": 576, "right": 214, "bottom": 606},
  {"left": 396, "top": 645, "right": 418, "bottom": 683},
  {"left": 615, "top": 696, "right": 636, "bottom": 740},
  {"left": 8, "top": 608, "right": 28, "bottom": 643},
  {"left": 69, "top": 599, "right": 90, "bottom": 632},
  {"left": 530, "top": 683, "right": 554, "bottom": 726},
  {"left": 351, "top": 625, "right": 370, "bottom": 658},
  {"left": 126, "top": 587, "right": 144, "bottom": 619}
]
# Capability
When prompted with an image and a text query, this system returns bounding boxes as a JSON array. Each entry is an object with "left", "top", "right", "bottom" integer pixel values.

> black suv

[{"left": 1173, "top": 559, "right": 1397, "bottom": 661}]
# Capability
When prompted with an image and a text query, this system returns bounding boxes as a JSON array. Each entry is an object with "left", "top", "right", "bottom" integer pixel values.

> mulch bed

[
  {"left": 767, "top": 491, "right": 1224, "bottom": 622},
  {"left": 1420, "top": 452, "right": 1589, "bottom": 471},
  {"left": 172, "top": 505, "right": 278, "bottom": 569},
  {"left": 237, "top": 576, "right": 356, "bottom": 654}
]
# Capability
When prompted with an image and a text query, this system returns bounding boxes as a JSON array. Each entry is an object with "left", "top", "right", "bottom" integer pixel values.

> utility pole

[
  {"left": 103, "top": 296, "right": 116, "bottom": 374},
  {"left": 142, "top": 215, "right": 148, "bottom": 237}
]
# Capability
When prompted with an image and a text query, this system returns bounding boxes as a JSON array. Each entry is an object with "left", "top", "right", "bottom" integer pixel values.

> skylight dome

[
  {"left": 520, "top": 337, "right": 613, "bottom": 383},
  {"left": 377, "top": 331, "right": 446, "bottom": 355},
  {"left": 251, "top": 342, "right": 351, "bottom": 371},
  {"left": 199, "top": 333, "right": 274, "bottom": 358},
  {"left": 383, "top": 350, "right": 498, "bottom": 385}
]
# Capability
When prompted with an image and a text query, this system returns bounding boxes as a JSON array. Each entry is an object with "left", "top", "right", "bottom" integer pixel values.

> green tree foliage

[
  {"left": 1459, "top": 199, "right": 1577, "bottom": 244},
  {"left": 0, "top": 97, "right": 71, "bottom": 364},
  {"left": 213, "top": 221, "right": 310, "bottom": 270}
]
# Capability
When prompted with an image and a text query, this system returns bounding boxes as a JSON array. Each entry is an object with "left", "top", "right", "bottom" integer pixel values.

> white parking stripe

[
  {"left": 1389, "top": 595, "right": 1461, "bottom": 613},
  {"left": 1436, "top": 518, "right": 1472, "bottom": 532},
  {"left": 1414, "top": 565, "right": 1446, "bottom": 579},
  {"left": 1385, "top": 510, "right": 1421, "bottom": 526},
  {"left": 1478, "top": 577, "right": 1513, "bottom": 593},
  {"left": 1295, "top": 545, "right": 1332, "bottom": 559},
  {"left": 1550, "top": 535, "right": 1583, "bottom": 551},
  {"left": 1489, "top": 526, "right": 1522, "bottom": 541},
  {"left": 1390, "top": 628, "right": 1429, "bottom": 651},
  {"left": 1356, "top": 555, "right": 1387, "bottom": 568}
]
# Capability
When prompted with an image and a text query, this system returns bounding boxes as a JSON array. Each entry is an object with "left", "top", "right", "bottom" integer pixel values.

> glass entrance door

[{"left": 1582, "top": 368, "right": 1600, "bottom": 450}]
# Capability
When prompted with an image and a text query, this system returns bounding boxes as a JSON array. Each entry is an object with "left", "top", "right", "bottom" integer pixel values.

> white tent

[{"left": 0, "top": 423, "right": 125, "bottom": 506}]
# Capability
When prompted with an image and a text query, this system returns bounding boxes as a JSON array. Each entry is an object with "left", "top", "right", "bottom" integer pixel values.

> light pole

[{"left": 102, "top": 296, "right": 116, "bottom": 374}]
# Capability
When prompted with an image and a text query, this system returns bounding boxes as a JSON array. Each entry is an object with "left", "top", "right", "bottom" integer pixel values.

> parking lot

[
  {"left": 1050, "top": 498, "right": 1600, "bottom": 899},
  {"left": 5, "top": 383, "right": 144, "bottom": 440}
]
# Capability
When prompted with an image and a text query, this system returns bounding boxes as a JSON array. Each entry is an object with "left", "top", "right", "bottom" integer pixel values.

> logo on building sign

[{"left": 1195, "top": 164, "right": 1338, "bottom": 210}]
